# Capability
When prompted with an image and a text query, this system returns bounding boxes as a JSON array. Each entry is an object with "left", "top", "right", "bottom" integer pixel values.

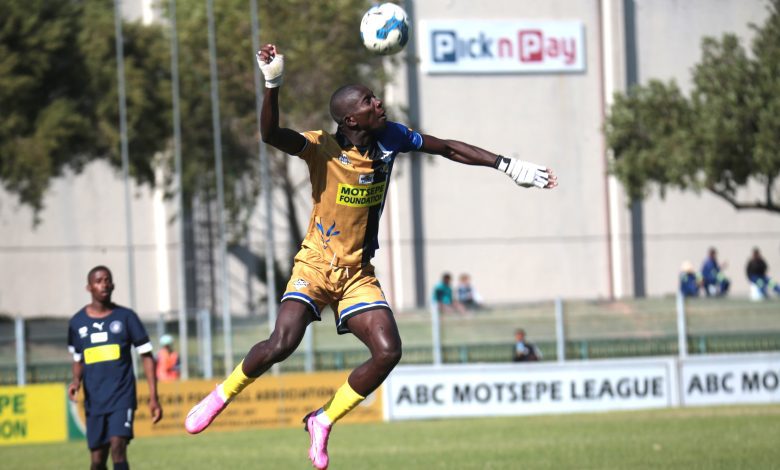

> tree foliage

[
  {"left": 606, "top": 0, "right": 780, "bottom": 213},
  {"left": 0, "top": 0, "right": 170, "bottom": 220},
  {"left": 172, "top": 0, "right": 385, "bottom": 239},
  {"left": 0, "top": 0, "right": 385, "bottom": 229}
]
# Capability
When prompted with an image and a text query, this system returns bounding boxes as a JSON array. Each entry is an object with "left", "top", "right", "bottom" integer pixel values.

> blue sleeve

[
  {"left": 68, "top": 323, "right": 81, "bottom": 354},
  {"left": 126, "top": 310, "right": 150, "bottom": 347},
  {"left": 385, "top": 121, "right": 423, "bottom": 153}
]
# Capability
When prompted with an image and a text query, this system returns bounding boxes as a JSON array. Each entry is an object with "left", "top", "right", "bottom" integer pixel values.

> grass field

[{"left": 5, "top": 405, "right": 780, "bottom": 469}]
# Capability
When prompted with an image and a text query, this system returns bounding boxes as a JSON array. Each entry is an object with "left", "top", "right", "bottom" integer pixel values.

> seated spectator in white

[{"left": 456, "top": 273, "right": 485, "bottom": 311}]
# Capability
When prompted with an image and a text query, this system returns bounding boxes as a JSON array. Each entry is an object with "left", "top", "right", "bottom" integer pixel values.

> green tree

[
  {"left": 0, "top": 0, "right": 170, "bottom": 221},
  {"left": 606, "top": 0, "right": 780, "bottom": 213},
  {"left": 1, "top": 0, "right": 386, "bottom": 230},
  {"left": 172, "top": 0, "right": 385, "bottom": 244}
]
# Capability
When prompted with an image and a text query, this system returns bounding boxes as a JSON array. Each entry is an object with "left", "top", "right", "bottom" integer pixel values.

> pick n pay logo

[
  {"left": 422, "top": 20, "right": 585, "bottom": 74},
  {"left": 432, "top": 30, "right": 577, "bottom": 65}
]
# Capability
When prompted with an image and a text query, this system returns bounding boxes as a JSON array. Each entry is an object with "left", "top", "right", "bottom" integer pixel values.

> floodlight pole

[
  {"left": 250, "top": 0, "right": 284, "bottom": 373},
  {"left": 169, "top": 0, "right": 189, "bottom": 380},
  {"left": 206, "top": 0, "right": 233, "bottom": 375},
  {"left": 113, "top": 0, "right": 138, "bottom": 313},
  {"left": 113, "top": 0, "right": 140, "bottom": 379}
]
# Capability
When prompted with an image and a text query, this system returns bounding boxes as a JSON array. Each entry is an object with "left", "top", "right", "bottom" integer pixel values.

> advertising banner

[
  {"left": 419, "top": 19, "right": 586, "bottom": 74},
  {"left": 70, "top": 371, "right": 383, "bottom": 437},
  {"left": 681, "top": 353, "right": 780, "bottom": 406},
  {"left": 0, "top": 384, "right": 67, "bottom": 445},
  {"left": 384, "top": 359, "right": 676, "bottom": 420}
]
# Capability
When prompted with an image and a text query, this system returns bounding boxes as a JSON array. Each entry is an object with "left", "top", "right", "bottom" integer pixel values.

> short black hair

[
  {"left": 87, "top": 265, "right": 112, "bottom": 283},
  {"left": 329, "top": 84, "right": 364, "bottom": 124}
]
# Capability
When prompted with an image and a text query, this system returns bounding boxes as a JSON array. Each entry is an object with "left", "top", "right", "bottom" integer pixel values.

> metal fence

[{"left": 1, "top": 295, "right": 779, "bottom": 385}]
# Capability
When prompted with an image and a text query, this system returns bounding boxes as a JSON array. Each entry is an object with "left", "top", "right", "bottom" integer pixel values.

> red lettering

[
  {"left": 519, "top": 30, "right": 543, "bottom": 62},
  {"left": 518, "top": 30, "right": 577, "bottom": 65}
]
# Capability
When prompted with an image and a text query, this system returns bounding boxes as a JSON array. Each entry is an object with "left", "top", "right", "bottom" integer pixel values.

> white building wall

[
  {"left": 382, "top": 0, "right": 615, "bottom": 306},
  {"left": 0, "top": 161, "right": 178, "bottom": 317},
  {"left": 0, "top": 0, "right": 776, "bottom": 318}
]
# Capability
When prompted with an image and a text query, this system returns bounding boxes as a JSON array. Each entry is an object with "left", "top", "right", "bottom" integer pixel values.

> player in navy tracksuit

[{"left": 68, "top": 266, "right": 162, "bottom": 470}]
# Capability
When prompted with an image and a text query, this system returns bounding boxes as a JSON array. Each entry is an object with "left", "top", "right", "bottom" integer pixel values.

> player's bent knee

[
  {"left": 373, "top": 346, "right": 402, "bottom": 370},
  {"left": 267, "top": 334, "right": 299, "bottom": 362}
]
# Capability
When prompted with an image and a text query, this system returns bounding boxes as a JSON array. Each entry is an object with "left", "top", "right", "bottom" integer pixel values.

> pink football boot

[
  {"left": 303, "top": 411, "right": 332, "bottom": 470},
  {"left": 184, "top": 387, "right": 227, "bottom": 434}
]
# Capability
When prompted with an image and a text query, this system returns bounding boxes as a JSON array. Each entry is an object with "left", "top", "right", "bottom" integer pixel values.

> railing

[{"left": 3, "top": 331, "right": 779, "bottom": 385}]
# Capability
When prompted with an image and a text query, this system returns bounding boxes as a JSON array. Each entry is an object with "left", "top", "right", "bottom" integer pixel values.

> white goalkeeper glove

[
  {"left": 256, "top": 52, "right": 284, "bottom": 88},
  {"left": 495, "top": 156, "right": 550, "bottom": 188}
]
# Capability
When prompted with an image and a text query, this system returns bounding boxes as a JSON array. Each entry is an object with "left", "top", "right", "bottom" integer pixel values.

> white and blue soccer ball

[{"left": 360, "top": 3, "right": 410, "bottom": 56}]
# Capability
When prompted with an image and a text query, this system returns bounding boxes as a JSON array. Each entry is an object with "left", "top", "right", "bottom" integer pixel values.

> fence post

[
  {"left": 303, "top": 324, "right": 314, "bottom": 373},
  {"left": 676, "top": 291, "right": 688, "bottom": 358},
  {"left": 555, "top": 298, "right": 565, "bottom": 363},
  {"left": 199, "top": 309, "right": 213, "bottom": 379},
  {"left": 15, "top": 316, "right": 25, "bottom": 386},
  {"left": 431, "top": 301, "right": 442, "bottom": 366},
  {"left": 156, "top": 313, "right": 165, "bottom": 342}
]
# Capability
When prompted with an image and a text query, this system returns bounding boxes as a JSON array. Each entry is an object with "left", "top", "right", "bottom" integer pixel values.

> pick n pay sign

[{"left": 419, "top": 20, "right": 586, "bottom": 74}]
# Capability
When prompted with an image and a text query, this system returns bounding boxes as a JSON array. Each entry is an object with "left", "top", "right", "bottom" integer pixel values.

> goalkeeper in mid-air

[{"left": 185, "top": 43, "right": 557, "bottom": 470}]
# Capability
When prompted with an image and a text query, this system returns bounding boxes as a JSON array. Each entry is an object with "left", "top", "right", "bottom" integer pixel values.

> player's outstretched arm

[
  {"left": 257, "top": 44, "right": 306, "bottom": 155},
  {"left": 141, "top": 352, "right": 163, "bottom": 423},
  {"left": 420, "top": 134, "right": 557, "bottom": 189}
]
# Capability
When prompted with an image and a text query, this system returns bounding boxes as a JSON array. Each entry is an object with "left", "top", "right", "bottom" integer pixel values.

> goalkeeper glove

[
  {"left": 256, "top": 52, "right": 284, "bottom": 88},
  {"left": 495, "top": 155, "right": 550, "bottom": 188}
]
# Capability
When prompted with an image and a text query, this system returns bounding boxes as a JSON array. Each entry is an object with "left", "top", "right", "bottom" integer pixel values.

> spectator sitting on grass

[
  {"left": 457, "top": 273, "right": 485, "bottom": 311},
  {"left": 513, "top": 328, "right": 542, "bottom": 362},
  {"left": 746, "top": 247, "right": 780, "bottom": 300},
  {"left": 679, "top": 261, "right": 700, "bottom": 297},
  {"left": 432, "top": 272, "right": 466, "bottom": 315},
  {"left": 701, "top": 247, "right": 729, "bottom": 297}
]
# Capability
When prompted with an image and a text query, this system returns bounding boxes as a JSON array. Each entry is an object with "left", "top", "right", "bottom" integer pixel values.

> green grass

[{"left": 5, "top": 405, "right": 780, "bottom": 469}]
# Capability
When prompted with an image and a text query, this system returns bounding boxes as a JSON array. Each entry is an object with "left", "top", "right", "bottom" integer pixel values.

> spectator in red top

[{"left": 156, "top": 334, "right": 180, "bottom": 381}]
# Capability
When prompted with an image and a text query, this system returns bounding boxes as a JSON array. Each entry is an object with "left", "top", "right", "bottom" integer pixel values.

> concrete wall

[
  {"left": 380, "top": 0, "right": 615, "bottom": 308},
  {"left": 0, "top": 162, "right": 178, "bottom": 317}
]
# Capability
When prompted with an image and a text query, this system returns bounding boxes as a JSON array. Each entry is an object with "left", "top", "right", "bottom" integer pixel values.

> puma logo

[{"left": 93, "top": 322, "right": 105, "bottom": 331}]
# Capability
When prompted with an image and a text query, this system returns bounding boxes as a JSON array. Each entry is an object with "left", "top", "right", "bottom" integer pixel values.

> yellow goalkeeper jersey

[{"left": 295, "top": 121, "right": 423, "bottom": 266}]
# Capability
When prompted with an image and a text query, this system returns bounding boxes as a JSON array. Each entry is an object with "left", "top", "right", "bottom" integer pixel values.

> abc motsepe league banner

[
  {"left": 384, "top": 359, "right": 678, "bottom": 420},
  {"left": 384, "top": 353, "right": 780, "bottom": 421},
  {"left": 681, "top": 353, "right": 780, "bottom": 406}
]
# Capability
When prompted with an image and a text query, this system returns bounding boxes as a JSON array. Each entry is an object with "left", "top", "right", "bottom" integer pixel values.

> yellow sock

[
  {"left": 220, "top": 361, "right": 256, "bottom": 400},
  {"left": 322, "top": 381, "right": 365, "bottom": 424}
]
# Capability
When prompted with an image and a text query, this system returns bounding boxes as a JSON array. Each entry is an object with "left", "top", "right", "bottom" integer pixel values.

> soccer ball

[{"left": 360, "top": 3, "right": 410, "bottom": 55}]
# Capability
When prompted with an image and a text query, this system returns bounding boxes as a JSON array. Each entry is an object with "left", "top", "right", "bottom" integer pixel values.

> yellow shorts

[{"left": 281, "top": 246, "right": 391, "bottom": 334}]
